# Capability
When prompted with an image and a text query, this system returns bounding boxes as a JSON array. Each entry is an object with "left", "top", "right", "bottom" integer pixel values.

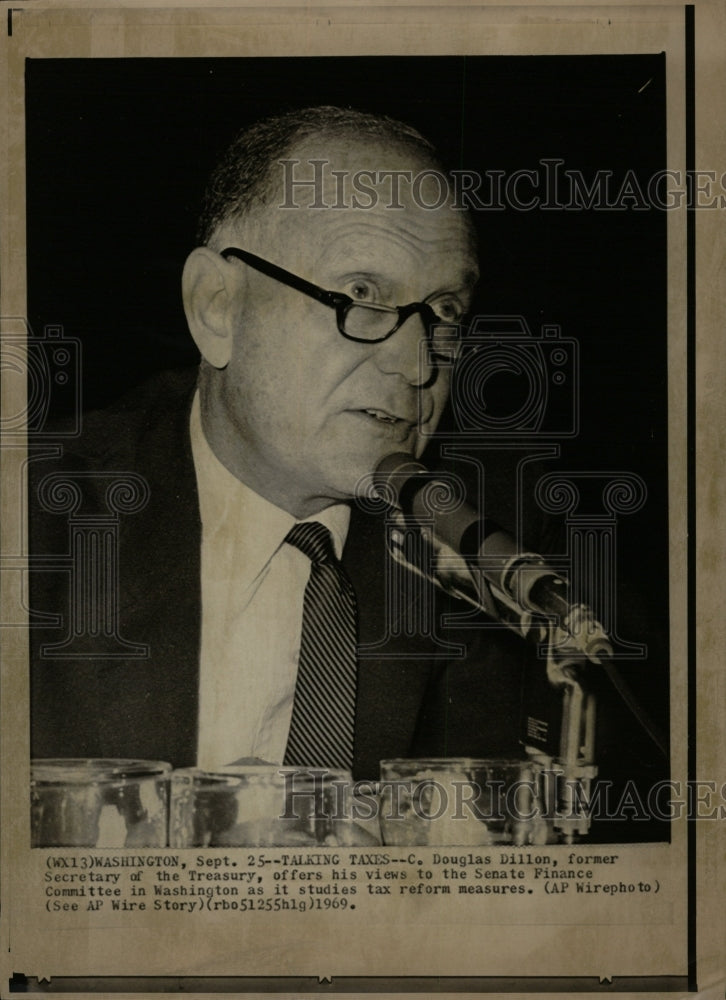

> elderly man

[
  {"left": 181, "top": 107, "right": 477, "bottom": 771},
  {"left": 30, "top": 105, "right": 510, "bottom": 777},
  {"left": 30, "top": 107, "right": 662, "bottom": 819}
]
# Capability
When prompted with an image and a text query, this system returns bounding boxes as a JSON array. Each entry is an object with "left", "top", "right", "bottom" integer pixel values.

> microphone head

[
  {"left": 372, "top": 453, "right": 428, "bottom": 507},
  {"left": 373, "top": 452, "right": 427, "bottom": 483}
]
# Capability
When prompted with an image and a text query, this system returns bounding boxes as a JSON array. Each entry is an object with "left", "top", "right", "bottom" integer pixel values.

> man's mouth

[
  {"left": 353, "top": 403, "right": 434, "bottom": 436},
  {"left": 362, "top": 408, "right": 403, "bottom": 425}
]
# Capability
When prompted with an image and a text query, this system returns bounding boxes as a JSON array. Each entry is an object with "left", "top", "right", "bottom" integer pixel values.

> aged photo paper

[{"left": 0, "top": 1, "right": 723, "bottom": 997}]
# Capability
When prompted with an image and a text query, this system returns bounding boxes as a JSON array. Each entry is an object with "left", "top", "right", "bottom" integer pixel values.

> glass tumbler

[
  {"left": 170, "top": 765, "right": 377, "bottom": 848},
  {"left": 378, "top": 757, "right": 551, "bottom": 847},
  {"left": 30, "top": 758, "right": 171, "bottom": 847}
]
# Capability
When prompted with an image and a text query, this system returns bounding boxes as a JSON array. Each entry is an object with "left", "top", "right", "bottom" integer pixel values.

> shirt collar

[{"left": 190, "top": 391, "right": 350, "bottom": 587}]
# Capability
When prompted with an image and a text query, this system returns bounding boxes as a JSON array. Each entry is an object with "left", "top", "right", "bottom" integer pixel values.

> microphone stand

[
  {"left": 387, "top": 521, "right": 602, "bottom": 843},
  {"left": 375, "top": 454, "right": 613, "bottom": 843}
]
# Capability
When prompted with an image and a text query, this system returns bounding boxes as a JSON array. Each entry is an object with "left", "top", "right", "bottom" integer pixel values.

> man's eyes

[
  {"left": 343, "top": 276, "right": 466, "bottom": 321},
  {"left": 429, "top": 296, "right": 466, "bottom": 323},
  {"left": 347, "top": 278, "right": 378, "bottom": 303}
]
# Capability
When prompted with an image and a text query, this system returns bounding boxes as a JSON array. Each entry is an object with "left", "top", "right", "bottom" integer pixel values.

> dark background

[
  {"left": 25, "top": 55, "right": 667, "bottom": 430},
  {"left": 25, "top": 55, "right": 670, "bottom": 781}
]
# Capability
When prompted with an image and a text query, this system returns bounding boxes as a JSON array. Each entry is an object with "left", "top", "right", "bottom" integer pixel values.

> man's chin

[{"left": 332, "top": 448, "right": 417, "bottom": 507}]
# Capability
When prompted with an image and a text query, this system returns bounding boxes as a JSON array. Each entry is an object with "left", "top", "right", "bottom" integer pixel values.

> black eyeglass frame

[{"left": 220, "top": 246, "right": 464, "bottom": 351}]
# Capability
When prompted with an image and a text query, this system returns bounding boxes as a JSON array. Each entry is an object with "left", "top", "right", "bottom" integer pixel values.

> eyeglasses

[{"left": 221, "top": 247, "right": 466, "bottom": 359}]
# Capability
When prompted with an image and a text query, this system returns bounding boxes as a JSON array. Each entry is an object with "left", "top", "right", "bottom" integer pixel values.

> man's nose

[{"left": 372, "top": 311, "right": 433, "bottom": 386}]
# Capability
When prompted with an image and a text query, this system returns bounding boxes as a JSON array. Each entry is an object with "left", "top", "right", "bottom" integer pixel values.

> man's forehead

[
  {"left": 265, "top": 133, "right": 449, "bottom": 208},
  {"left": 251, "top": 133, "right": 475, "bottom": 251}
]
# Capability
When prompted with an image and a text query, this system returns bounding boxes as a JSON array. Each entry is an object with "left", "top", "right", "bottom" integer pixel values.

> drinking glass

[
  {"left": 378, "top": 758, "right": 551, "bottom": 847},
  {"left": 30, "top": 758, "right": 171, "bottom": 847},
  {"left": 170, "top": 765, "right": 379, "bottom": 848}
]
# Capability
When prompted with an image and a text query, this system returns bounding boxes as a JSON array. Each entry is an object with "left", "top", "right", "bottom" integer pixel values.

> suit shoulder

[{"left": 60, "top": 367, "right": 198, "bottom": 466}]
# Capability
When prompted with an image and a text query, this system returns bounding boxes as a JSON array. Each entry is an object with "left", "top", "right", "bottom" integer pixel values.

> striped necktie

[{"left": 283, "top": 521, "right": 358, "bottom": 770}]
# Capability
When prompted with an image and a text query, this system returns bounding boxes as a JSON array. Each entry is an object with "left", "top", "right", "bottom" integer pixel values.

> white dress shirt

[{"left": 190, "top": 393, "right": 350, "bottom": 769}]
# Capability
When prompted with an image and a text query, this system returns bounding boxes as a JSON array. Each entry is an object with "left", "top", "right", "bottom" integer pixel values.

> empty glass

[
  {"left": 30, "top": 758, "right": 171, "bottom": 847},
  {"left": 378, "top": 758, "right": 551, "bottom": 846},
  {"left": 170, "top": 765, "right": 378, "bottom": 847}
]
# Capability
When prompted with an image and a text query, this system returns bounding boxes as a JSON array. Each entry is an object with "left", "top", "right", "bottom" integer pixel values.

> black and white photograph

[{"left": 1, "top": 2, "right": 723, "bottom": 996}]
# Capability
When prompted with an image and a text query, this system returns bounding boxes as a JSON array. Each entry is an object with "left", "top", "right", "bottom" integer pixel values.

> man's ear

[{"left": 181, "top": 247, "right": 241, "bottom": 369}]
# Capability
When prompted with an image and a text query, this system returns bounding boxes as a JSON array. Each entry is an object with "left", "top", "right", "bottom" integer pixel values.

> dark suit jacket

[
  {"left": 29, "top": 368, "right": 668, "bottom": 841},
  {"left": 29, "top": 368, "right": 534, "bottom": 779}
]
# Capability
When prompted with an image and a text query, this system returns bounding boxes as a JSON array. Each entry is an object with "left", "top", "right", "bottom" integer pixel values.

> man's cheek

[{"left": 414, "top": 394, "right": 450, "bottom": 454}]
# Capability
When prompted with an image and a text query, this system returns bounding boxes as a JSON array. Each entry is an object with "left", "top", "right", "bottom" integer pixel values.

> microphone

[
  {"left": 373, "top": 452, "right": 613, "bottom": 663},
  {"left": 372, "top": 455, "right": 669, "bottom": 788}
]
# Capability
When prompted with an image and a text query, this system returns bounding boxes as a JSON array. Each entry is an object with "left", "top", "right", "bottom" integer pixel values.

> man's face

[{"left": 213, "top": 138, "right": 478, "bottom": 517}]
